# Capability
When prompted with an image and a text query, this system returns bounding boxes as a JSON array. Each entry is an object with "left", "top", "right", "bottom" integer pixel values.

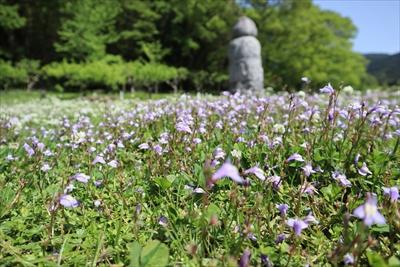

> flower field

[{"left": 0, "top": 88, "right": 399, "bottom": 266}]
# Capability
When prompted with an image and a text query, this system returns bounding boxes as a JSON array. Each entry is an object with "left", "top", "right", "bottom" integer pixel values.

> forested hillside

[{"left": 365, "top": 53, "right": 400, "bottom": 86}]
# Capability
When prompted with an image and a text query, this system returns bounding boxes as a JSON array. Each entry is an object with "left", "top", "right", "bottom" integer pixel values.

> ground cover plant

[{"left": 0, "top": 87, "right": 399, "bottom": 266}]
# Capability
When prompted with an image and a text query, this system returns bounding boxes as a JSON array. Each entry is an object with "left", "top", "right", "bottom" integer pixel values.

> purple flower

[
  {"left": 287, "top": 218, "right": 308, "bottom": 236},
  {"left": 193, "top": 187, "right": 206, "bottom": 194},
  {"left": 302, "top": 163, "right": 315, "bottom": 177},
  {"left": 358, "top": 162, "right": 372, "bottom": 176},
  {"left": 107, "top": 160, "right": 118, "bottom": 168},
  {"left": 343, "top": 253, "right": 354, "bottom": 265},
  {"left": 353, "top": 194, "right": 385, "bottom": 226},
  {"left": 383, "top": 186, "right": 399, "bottom": 202},
  {"left": 92, "top": 155, "right": 106, "bottom": 165},
  {"left": 267, "top": 175, "right": 282, "bottom": 190},
  {"left": 60, "top": 194, "right": 79, "bottom": 208},
  {"left": 72, "top": 173, "right": 90, "bottom": 183},
  {"left": 354, "top": 153, "right": 360, "bottom": 165},
  {"left": 319, "top": 83, "right": 335, "bottom": 94},
  {"left": 286, "top": 153, "right": 304, "bottom": 162},
  {"left": 332, "top": 171, "right": 352, "bottom": 187},
  {"left": 244, "top": 166, "right": 265, "bottom": 181},
  {"left": 41, "top": 163, "right": 51, "bottom": 172},
  {"left": 158, "top": 216, "right": 168, "bottom": 227},
  {"left": 176, "top": 121, "right": 192, "bottom": 134},
  {"left": 36, "top": 142, "right": 45, "bottom": 151},
  {"left": 23, "top": 143, "right": 35, "bottom": 157},
  {"left": 212, "top": 162, "right": 244, "bottom": 184},
  {"left": 300, "top": 182, "right": 317, "bottom": 195},
  {"left": 153, "top": 144, "right": 163, "bottom": 155},
  {"left": 276, "top": 203, "right": 289, "bottom": 216},
  {"left": 64, "top": 183, "right": 75, "bottom": 193},
  {"left": 239, "top": 249, "right": 251, "bottom": 267},
  {"left": 213, "top": 147, "right": 226, "bottom": 159},
  {"left": 138, "top": 143, "right": 150, "bottom": 150},
  {"left": 94, "top": 180, "right": 103, "bottom": 187},
  {"left": 275, "top": 233, "right": 286, "bottom": 244},
  {"left": 304, "top": 212, "right": 319, "bottom": 225}
]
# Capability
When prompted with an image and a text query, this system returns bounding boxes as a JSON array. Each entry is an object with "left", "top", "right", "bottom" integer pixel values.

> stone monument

[{"left": 229, "top": 16, "right": 264, "bottom": 92}]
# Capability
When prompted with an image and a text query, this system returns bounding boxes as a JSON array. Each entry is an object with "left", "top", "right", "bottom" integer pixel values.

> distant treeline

[
  {"left": 365, "top": 53, "right": 400, "bottom": 86},
  {"left": 0, "top": 0, "right": 382, "bottom": 92}
]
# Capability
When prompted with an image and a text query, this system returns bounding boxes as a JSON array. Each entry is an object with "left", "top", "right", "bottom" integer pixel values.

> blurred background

[{"left": 0, "top": 0, "right": 399, "bottom": 95}]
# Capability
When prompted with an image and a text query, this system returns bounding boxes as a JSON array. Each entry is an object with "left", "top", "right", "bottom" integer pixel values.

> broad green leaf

[
  {"left": 129, "top": 241, "right": 141, "bottom": 267},
  {"left": 140, "top": 240, "right": 169, "bottom": 267},
  {"left": 367, "top": 251, "right": 388, "bottom": 267}
]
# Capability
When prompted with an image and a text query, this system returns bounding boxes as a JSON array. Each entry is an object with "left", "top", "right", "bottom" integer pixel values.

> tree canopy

[{"left": 0, "top": 0, "right": 375, "bottom": 91}]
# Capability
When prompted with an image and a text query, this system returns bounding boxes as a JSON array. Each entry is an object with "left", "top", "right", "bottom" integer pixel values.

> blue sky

[{"left": 314, "top": 0, "right": 400, "bottom": 54}]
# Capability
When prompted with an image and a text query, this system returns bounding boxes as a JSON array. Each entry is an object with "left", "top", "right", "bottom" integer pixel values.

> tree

[
  {"left": 244, "top": 0, "right": 368, "bottom": 88},
  {"left": 54, "top": 0, "right": 120, "bottom": 61},
  {"left": 0, "top": 1, "right": 25, "bottom": 59}
]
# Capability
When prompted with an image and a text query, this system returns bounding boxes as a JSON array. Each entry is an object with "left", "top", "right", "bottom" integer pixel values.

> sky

[{"left": 313, "top": 0, "right": 400, "bottom": 54}]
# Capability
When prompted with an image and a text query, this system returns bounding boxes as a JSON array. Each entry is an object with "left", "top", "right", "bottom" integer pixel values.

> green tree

[
  {"left": 55, "top": 0, "right": 120, "bottom": 61},
  {"left": 110, "top": 0, "right": 164, "bottom": 61},
  {"left": 0, "top": 1, "right": 25, "bottom": 58},
  {"left": 245, "top": 0, "right": 368, "bottom": 88}
]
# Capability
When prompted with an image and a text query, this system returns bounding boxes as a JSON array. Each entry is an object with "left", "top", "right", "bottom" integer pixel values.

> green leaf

[
  {"left": 141, "top": 240, "right": 169, "bottom": 267},
  {"left": 367, "top": 251, "right": 388, "bottom": 267},
  {"left": 370, "top": 224, "right": 390, "bottom": 233},
  {"left": 388, "top": 256, "right": 400, "bottom": 267},
  {"left": 129, "top": 241, "right": 142, "bottom": 267}
]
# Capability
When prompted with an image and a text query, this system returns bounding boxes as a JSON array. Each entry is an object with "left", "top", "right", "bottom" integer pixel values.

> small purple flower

[
  {"left": 383, "top": 186, "right": 399, "bottom": 202},
  {"left": 332, "top": 171, "right": 351, "bottom": 187},
  {"left": 213, "top": 147, "right": 226, "bottom": 159},
  {"left": 358, "top": 162, "right": 372, "bottom": 176},
  {"left": 302, "top": 163, "right": 315, "bottom": 177},
  {"left": 92, "top": 155, "right": 106, "bottom": 165},
  {"left": 64, "top": 183, "right": 75, "bottom": 193},
  {"left": 72, "top": 173, "right": 90, "bottom": 183},
  {"left": 23, "top": 143, "right": 35, "bottom": 157},
  {"left": 353, "top": 194, "right": 385, "bottom": 226},
  {"left": 36, "top": 142, "right": 45, "bottom": 151},
  {"left": 107, "top": 160, "right": 118, "bottom": 168},
  {"left": 212, "top": 162, "right": 244, "bottom": 184},
  {"left": 300, "top": 182, "right": 317, "bottom": 195},
  {"left": 41, "top": 163, "right": 51, "bottom": 172},
  {"left": 138, "top": 143, "right": 150, "bottom": 150},
  {"left": 343, "top": 253, "right": 354, "bottom": 265},
  {"left": 43, "top": 149, "right": 53, "bottom": 157},
  {"left": 275, "top": 233, "right": 286, "bottom": 244},
  {"left": 239, "top": 249, "right": 251, "bottom": 267},
  {"left": 153, "top": 144, "right": 163, "bottom": 155},
  {"left": 319, "top": 83, "right": 335, "bottom": 94},
  {"left": 276, "top": 203, "right": 289, "bottom": 216},
  {"left": 287, "top": 218, "right": 308, "bottom": 236},
  {"left": 94, "top": 180, "right": 103, "bottom": 187},
  {"left": 176, "top": 121, "right": 192, "bottom": 134},
  {"left": 60, "top": 194, "right": 79, "bottom": 208},
  {"left": 158, "top": 216, "right": 168, "bottom": 227},
  {"left": 267, "top": 175, "right": 282, "bottom": 190},
  {"left": 286, "top": 153, "right": 304, "bottom": 162},
  {"left": 244, "top": 166, "right": 265, "bottom": 181},
  {"left": 193, "top": 187, "right": 206, "bottom": 194},
  {"left": 354, "top": 153, "right": 360, "bottom": 165},
  {"left": 304, "top": 212, "right": 319, "bottom": 225}
]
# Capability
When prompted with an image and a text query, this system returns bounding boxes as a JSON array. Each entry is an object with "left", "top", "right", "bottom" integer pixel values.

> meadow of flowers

[{"left": 0, "top": 87, "right": 399, "bottom": 266}]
